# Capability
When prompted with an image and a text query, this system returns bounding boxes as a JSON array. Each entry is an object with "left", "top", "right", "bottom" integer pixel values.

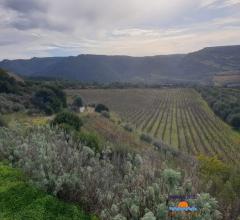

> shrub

[
  {"left": 32, "top": 87, "right": 67, "bottom": 115},
  {"left": 46, "top": 85, "right": 67, "bottom": 108},
  {"left": 51, "top": 111, "right": 83, "bottom": 131},
  {"left": 101, "top": 111, "right": 110, "bottom": 119},
  {"left": 0, "top": 126, "right": 221, "bottom": 220},
  {"left": 95, "top": 104, "right": 109, "bottom": 113},
  {"left": 227, "top": 113, "right": 240, "bottom": 129},
  {"left": 140, "top": 133, "right": 153, "bottom": 143},
  {"left": 0, "top": 115, "right": 7, "bottom": 127},
  {"left": 75, "top": 131, "right": 101, "bottom": 152},
  {"left": 0, "top": 94, "right": 26, "bottom": 114},
  {"left": 32, "top": 89, "right": 62, "bottom": 115},
  {"left": 123, "top": 124, "right": 133, "bottom": 132},
  {"left": 0, "top": 68, "right": 18, "bottom": 94},
  {"left": 73, "top": 96, "right": 83, "bottom": 108}
]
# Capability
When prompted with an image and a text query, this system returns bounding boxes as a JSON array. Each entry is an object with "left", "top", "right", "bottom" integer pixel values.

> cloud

[
  {"left": 200, "top": 0, "right": 240, "bottom": 8},
  {"left": 0, "top": 0, "right": 239, "bottom": 59},
  {"left": 1, "top": 0, "right": 47, "bottom": 13}
]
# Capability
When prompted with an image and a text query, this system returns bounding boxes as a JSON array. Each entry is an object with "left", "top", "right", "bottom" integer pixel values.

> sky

[{"left": 0, "top": 0, "right": 240, "bottom": 60}]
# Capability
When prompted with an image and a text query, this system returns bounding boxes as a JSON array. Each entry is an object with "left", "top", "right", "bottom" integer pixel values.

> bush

[
  {"left": 101, "top": 111, "right": 110, "bottom": 119},
  {"left": 0, "top": 69, "right": 18, "bottom": 94},
  {"left": 227, "top": 113, "right": 240, "bottom": 129},
  {"left": 46, "top": 85, "right": 67, "bottom": 108},
  {"left": 0, "top": 164, "right": 92, "bottom": 220},
  {"left": 140, "top": 133, "right": 153, "bottom": 143},
  {"left": 51, "top": 111, "right": 83, "bottom": 131},
  {"left": 32, "top": 87, "right": 67, "bottom": 115},
  {"left": 0, "top": 125, "right": 221, "bottom": 220},
  {"left": 73, "top": 96, "right": 83, "bottom": 108},
  {"left": 95, "top": 104, "right": 109, "bottom": 113},
  {"left": 32, "top": 89, "right": 61, "bottom": 115},
  {"left": 0, "top": 94, "right": 25, "bottom": 114},
  {"left": 123, "top": 124, "right": 133, "bottom": 132},
  {"left": 0, "top": 115, "right": 7, "bottom": 127},
  {"left": 75, "top": 131, "right": 101, "bottom": 152}
]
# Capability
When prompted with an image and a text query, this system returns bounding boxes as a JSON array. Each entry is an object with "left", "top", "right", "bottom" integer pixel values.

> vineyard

[{"left": 67, "top": 88, "right": 240, "bottom": 161}]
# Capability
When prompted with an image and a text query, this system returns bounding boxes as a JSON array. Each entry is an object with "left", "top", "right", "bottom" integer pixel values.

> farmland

[{"left": 67, "top": 88, "right": 240, "bottom": 161}]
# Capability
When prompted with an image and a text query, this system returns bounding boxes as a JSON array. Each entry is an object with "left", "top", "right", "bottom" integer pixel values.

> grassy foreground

[{"left": 0, "top": 163, "right": 93, "bottom": 220}]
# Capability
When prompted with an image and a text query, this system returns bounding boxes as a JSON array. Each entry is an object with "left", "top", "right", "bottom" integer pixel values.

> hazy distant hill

[{"left": 0, "top": 45, "right": 240, "bottom": 84}]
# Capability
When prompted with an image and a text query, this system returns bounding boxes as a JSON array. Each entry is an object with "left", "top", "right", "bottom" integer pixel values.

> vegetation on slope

[
  {"left": 0, "top": 68, "right": 67, "bottom": 115},
  {"left": 1, "top": 70, "right": 240, "bottom": 219},
  {"left": 0, "top": 163, "right": 93, "bottom": 220},
  {"left": 67, "top": 88, "right": 240, "bottom": 162},
  {"left": 198, "top": 155, "right": 240, "bottom": 219},
  {"left": 0, "top": 125, "right": 221, "bottom": 219},
  {"left": 198, "top": 87, "right": 240, "bottom": 129}
]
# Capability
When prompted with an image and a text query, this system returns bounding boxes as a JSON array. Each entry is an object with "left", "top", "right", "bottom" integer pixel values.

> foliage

[
  {"left": 101, "top": 111, "right": 110, "bottom": 119},
  {"left": 198, "top": 155, "right": 230, "bottom": 178},
  {"left": 141, "top": 212, "right": 156, "bottom": 220},
  {"left": 0, "top": 68, "right": 18, "bottom": 94},
  {"left": 198, "top": 87, "right": 240, "bottom": 128},
  {"left": 140, "top": 133, "right": 153, "bottom": 143},
  {"left": 44, "top": 84, "right": 67, "bottom": 108},
  {"left": 123, "top": 124, "right": 133, "bottom": 132},
  {"left": 0, "top": 125, "right": 221, "bottom": 219},
  {"left": 74, "top": 131, "right": 101, "bottom": 152},
  {"left": 0, "top": 163, "right": 93, "bottom": 220},
  {"left": 32, "top": 86, "right": 67, "bottom": 115},
  {"left": 227, "top": 113, "right": 240, "bottom": 129},
  {"left": 73, "top": 96, "right": 84, "bottom": 108},
  {"left": 162, "top": 169, "right": 181, "bottom": 193},
  {"left": 0, "top": 74, "right": 69, "bottom": 115},
  {"left": 95, "top": 104, "right": 109, "bottom": 113},
  {"left": 0, "top": 94, "right": 26, "bottom": 114},
  {"left": 198, "top": 155, "right": 240, "bottom": 219},
  {"left": 32, "top": 89, "right": 61, "bottom": 115},
  {"left": 0, "top": 115, "right": 8, "bottom": 127},
  {"left": 51, "top": 111, "right": 83, "bottom": 131}
]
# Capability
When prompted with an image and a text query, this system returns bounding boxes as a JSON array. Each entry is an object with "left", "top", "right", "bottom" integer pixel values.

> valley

[{"left": 67, "top": 88, "right": 240, "bottom": 162}]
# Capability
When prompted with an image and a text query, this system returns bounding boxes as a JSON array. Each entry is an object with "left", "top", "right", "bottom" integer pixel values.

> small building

[{"left": 80, "top": 107, "right": 85, "bottom": 113}]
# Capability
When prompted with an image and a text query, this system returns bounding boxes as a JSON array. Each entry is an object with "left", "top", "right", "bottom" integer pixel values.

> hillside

[
  {"left": 67, "top": 88, "right": 240, "bottom": 162},
  {"left": 0, "top": 163, "right": 92, "bottom": 220},
  {"left": 1, "top": 45, "right": 240, "bottom": 85}
]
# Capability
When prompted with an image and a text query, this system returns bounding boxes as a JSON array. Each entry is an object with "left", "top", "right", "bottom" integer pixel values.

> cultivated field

[{"left": 67, "top": 88, "right": 240, "bottom": 161}]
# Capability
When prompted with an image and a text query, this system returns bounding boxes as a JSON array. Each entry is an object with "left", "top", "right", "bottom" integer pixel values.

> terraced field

[{"left": 67, "top": 88, "right": 240, "bottom": 161}]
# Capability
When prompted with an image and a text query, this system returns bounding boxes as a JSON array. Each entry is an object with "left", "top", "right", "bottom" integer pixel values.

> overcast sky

[{"left": 0, "top": 0, "right": 240, "bottom": 60}]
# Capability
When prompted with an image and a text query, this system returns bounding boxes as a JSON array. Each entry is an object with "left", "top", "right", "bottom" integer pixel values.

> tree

[
  {"left": 44, "top": 85, "right": 67, "bottom": 108},
  {"left": 32, "top": 87, "right": 66, "bottom": 115},
  {"left": 95, "top": 104, "right": 109, "bottom": 113},
  {"left": 0, "top": 69, "right": 18, "bottom": 94},
  {"left": 73, "top": 96, "right": 83, "bottom": 108},
  {"left": 51, "top": 111, "right": 83, "bottom": 131},
  {"left": 227, "top": 113, "right": 240, "bottom": 129}
]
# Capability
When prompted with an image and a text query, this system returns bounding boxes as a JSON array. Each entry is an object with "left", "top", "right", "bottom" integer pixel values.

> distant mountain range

[{"left": 1, "top": 45, "right": 240, "bottom": 85}]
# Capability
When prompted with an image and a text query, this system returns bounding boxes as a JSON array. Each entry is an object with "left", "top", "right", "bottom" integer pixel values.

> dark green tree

[
  {"left": 73, "top": 96, "right": 84, "bottom": 108},
  {"left": 51, "top": 111, "right": 83, "bottom": 131},
  {"left": 95, "top": 104, "right": 109, "bottom": 113},
  {"left": 227, "top": 113, "right": 240, "bottom": 129}
]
